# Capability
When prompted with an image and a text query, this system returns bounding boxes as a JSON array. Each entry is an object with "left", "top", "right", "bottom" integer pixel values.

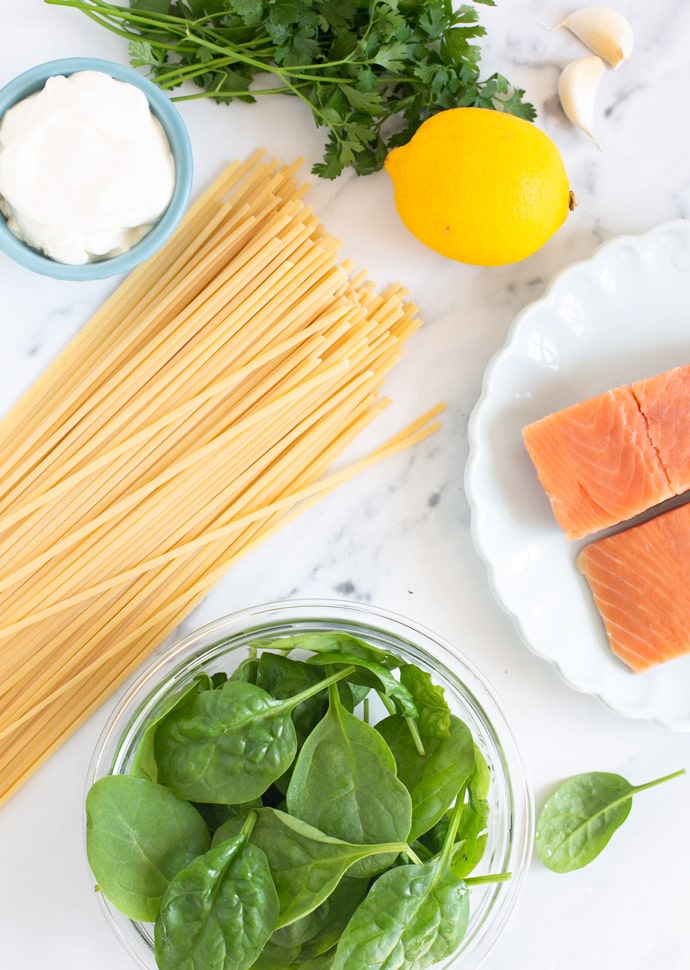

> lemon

[{"left": 384, "top": 107, "right": 574, "bottom": 266}]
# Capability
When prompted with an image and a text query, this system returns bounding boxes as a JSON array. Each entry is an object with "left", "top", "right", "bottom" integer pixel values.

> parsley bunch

[{"left": 46, "top": 0, "right": 535, "bottom": 178}]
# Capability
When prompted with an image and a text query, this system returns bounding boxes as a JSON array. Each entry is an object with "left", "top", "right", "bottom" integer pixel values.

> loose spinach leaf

[
  {"left": 376, "top": 712, "right": 475, "bottom": 842},
  {"left": 232, "top": 807, "right": 407, "bottom": 928},
  {"left": 155, "top": 666, "right": 354, "bottom": 803},
  {"left": 85, "top": 775, "right": 210, "bottom": 921},
  {"left": 155, "top": 821, "right": 279, "bottom": 970},
  {"left": 536, "top": 768, "right": 686, "bottom": 873},
  {"left": 332, "top": 800, "right": 470, "bottom": 970},
  {"left": 286, "top": 683, "right": 412, "bottom": 875}
]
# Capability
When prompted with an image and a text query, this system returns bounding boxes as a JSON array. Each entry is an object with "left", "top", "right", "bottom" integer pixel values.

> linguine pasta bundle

[{"left": 0, "top": 152, "right": 441, "bottom": 805}]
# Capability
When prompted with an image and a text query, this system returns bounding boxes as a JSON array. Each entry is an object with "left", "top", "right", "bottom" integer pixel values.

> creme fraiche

[{"left": 0, "top": 70, "right": 176, "bottom": 265}]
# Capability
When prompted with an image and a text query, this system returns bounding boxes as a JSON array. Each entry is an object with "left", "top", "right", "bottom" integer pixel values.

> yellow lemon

[{"left": 384, "top": 107, "right": 574, "bottom": 266}]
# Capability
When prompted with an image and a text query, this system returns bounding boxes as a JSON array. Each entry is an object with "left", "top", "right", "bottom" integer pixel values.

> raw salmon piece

[
  {"left": 522, "top": 385, "right": 672, "bottom": 540},
  {"left": 577, "top": 502, "right": 690, "bottom": 672},
  {"left": 632, "top": 365, "right": 690, "bottom": 493}
]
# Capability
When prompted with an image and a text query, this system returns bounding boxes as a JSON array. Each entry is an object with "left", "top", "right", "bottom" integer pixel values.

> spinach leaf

[
  {"left": 254, "top": 653, "right": 329, "bottom": 744},
  {"left": 450, "top": 804, "right": 490, "bottom": 878},
  {"left": 155, "top": 666, "right": 354, "bottom": 803},
  {"left": 229, "top": 657, "right": 259, "bottom": 683},
  {"left": 469, "top": 743, "right": 491, "bottom": 800},
  {"left": 270, "top": 908, "right": 327, "bottom": 951},
  {"left": 241, "top": 808, "right": 408, "bottom": 928},
  {"left": 332, "top": 801, "right": 470, "bottom": 970},
  {"left": 85, "top": 775, "right": 210, "bottom": 921},
  {"left": 257, "top": 633, "right": 403, "bottom": 711},
  {"left": 398, "top": 663, "right": 451, "bottom": 737},
  {"left": 195, "top": 797, "right": 262, "bottom": 835},
  {"left": 536, "top": 768, "right": 686, "bottom": 873},
  {"left": 260, "top": 632, "right": 408, "bottom": 716},
  {"left": 418, "top": 745, "right": 490, "bottom": 878},
  {"left": 250, "top": 942, "right": 336, "bottom": 969},
  {"left": 332, "top": 862, "right": 469, "bottom": 970},
  {"left": 376, "top": 713, "right": 475, "bottom": 841},
  {"left": 308, "top": 652, "right": 418, "bottom": 719},
  {"left": 452, "top": 746, "right": 491, "bottom": 877},
  {"left": 269, "top": 876, "right": 367, "bottom": 952},
  {"left": 286, "top": 683, "right": 412, "bottom": 875},
  {"left": 130, "top": 673, "right": 215, "bottom": 783},
  {"left": 295, "top": 954, "right": 335, "bottom": 970},
  {"left": 212, "top": 813, "right": 251, "bottom": 847},
  {"left": 155, "top": 819, "right": 279, "bottom": 970},
  {"left": 256, "top": 632, "right": 400, "bottom": 670}
]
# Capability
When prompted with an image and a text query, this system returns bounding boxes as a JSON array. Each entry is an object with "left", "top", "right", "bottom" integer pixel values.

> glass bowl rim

[
  {"left": 0, "top": 56, "right": 193, "bottom": 280},
  {"left": 86, "top": 597, "right": 535, "bottom": 970}
]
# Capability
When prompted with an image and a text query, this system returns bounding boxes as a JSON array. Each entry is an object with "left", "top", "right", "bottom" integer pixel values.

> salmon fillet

[
  {"left": 522, "top": 384, "right": 673, "bottom": 540},
  {"left": 577, "top": 502, "right": 690, "bottom": 672},
  {"left": 522, "top": 364, "right": 690, "bottom": 540}
]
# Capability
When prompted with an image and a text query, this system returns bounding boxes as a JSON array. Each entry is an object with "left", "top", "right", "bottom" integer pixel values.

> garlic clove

[
  {"left": 558, "top": 6, "right": 634, "bottom": 68},
  {"left": 557, "top": 55, "right": 607, "bottom": 146}
]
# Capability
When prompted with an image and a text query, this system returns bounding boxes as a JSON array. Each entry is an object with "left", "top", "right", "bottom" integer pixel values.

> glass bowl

[
  {"left": 87, "top": 599, "right": 534, "bottom": 969},
  {"left": 0, "top": 57, "right": 193, "bottom": 280}
]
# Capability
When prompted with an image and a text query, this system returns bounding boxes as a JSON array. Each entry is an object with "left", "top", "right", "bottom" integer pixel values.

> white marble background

[{"left": 1, "top": 2, "right": 689, "bottom": 969}]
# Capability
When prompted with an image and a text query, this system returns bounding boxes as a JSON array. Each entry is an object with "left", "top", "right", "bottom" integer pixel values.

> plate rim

[{"left": 465, "top": 218, "right": 690, "bottom": 731}]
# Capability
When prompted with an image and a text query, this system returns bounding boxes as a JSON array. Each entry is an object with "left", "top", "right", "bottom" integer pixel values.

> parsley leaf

[{"left": 46, "top": 0, "right": 535, "bottom": 178}]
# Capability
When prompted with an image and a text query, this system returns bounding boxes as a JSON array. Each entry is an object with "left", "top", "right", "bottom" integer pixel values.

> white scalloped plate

[{"left": 465, "top": 221, "right": 690, "bottom": 730}]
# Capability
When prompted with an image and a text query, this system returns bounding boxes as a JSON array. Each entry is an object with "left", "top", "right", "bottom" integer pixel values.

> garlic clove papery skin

[
  {"left": 559, "top": 6, "right": 634, "bottom": 68},
  {"left": 557, "top": 55, "right": 607, "bottom": 145}
]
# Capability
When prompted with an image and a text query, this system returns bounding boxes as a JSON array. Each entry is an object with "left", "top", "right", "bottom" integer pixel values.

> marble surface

[{"left": 1, "top": 2, "right": 689, "bottom": 968}]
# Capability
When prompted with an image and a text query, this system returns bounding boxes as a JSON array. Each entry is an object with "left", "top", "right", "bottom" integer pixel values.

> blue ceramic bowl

[{"left": 0, "top": 57, "right": 193, "bottom": 281}]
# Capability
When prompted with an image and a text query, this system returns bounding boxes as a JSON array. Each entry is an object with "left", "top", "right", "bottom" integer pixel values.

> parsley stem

[
  {"left": 170, "top": 33, "right": 360, "bottom": 89},
  {"left": 170, "top": 86, "right": 294, "bottom": 102}
]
